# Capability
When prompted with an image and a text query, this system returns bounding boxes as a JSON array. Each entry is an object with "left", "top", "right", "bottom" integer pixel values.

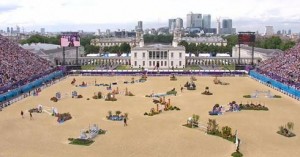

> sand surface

[{"left": 0, "top": 76, "right": 299, "bottom": 157}]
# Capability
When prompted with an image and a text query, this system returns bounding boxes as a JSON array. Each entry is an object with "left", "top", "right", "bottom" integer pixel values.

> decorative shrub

[
  {"left": 273, "top": 95, "right": 282, "bottom": 98},
  {"left": 92, "top": 95, "right": 98, "bottom": 99},
  {"left": 144, "top": 112, "right": 148, "bottom": 115},
  {"left": 77, "top": 95, "right": 83, "bottom": 98},
  {"left": 50, "top": 97, "right": 58, "bottom": 102},
  {"left": 243, "top": 95, "right": 251, "bottom": 98},
  {"left": 105, "top": 93, "right": 117, "bottom": 101},
  {"left": 57, "top": 113, "right": 72, "bottom": 123},
  {"left": 231, "top": 151, "right": 243, "bottom": 157},
  {"left": 166, "top": 88, "right": 177, "bottom": 95},
  {"left": 87, "top": 98, "right": 90, "bottom": 100},
  {"left": 69, "top": 138, "right": 94, "bottom": 146},
  {"left": 277, "top": 122, "right": 296, "bottom": 137},
  {"left": 239, "top": 103, "right": 269, "bottom": 111}
]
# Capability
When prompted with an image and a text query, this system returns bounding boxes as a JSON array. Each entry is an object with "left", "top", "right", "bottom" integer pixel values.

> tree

[
  {"left": 188, "top": 43, "right": 197, "bottom": 55},
  {"left": 119, "top": 43, "right": 131, "bottom": 55},
  {"left": 84, "top": 45, "right": 100, "bottom": 54},
  {"left": 179, "top": 40, "right": 189, "bottom": 50}
]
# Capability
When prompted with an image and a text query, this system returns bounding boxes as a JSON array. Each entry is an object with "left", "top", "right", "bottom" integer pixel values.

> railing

[{"left": 249, "top": 70, "right": 300, "bottom": 100}]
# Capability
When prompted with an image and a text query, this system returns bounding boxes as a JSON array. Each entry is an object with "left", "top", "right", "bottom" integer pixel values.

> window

[
  {"left": 179, "top": 53, "right": 182, "bottom": 58},
  {"left": 134, "top": 53, "right": 137, "bottom": 58},
  {"left": 164, "top": 51, "right": 167, "bottom": 59},
  {"left": 149, "top": 61, "right": 152, "bottom": 66},
  {"left": 143, "top": 61, "right": 145, "bottom": 66},
  {"left": 143, "top": 53, "right": 145, "bottom": 58},
  {"left": 179, "top": 61, "right": 182, "bottom": 66},
  {"left": 171, "top": 53, "right": 174, "bottom": 58},
  {"left": 161, "top": 61, "right": 163, "bottom": 67},
  {"left": 134, "top": 61, "right": 137, "bottom": 66},
  {"left": 171, "top": 61, "right": 173, "bottom": 66},
  {"left": 149, "top": 51, "right": 152, "bottom": 59},
  {"left": 160, "top": 51, "right": 164, "bottom": 59},
  {"left": 156, "top": 51, "right": 160, "bottom": 59},
  {"left": 153, "top": 61, "right": 155, "bottom": 66},
  {"left": 165, "top": 61, "right": 167, "bottom": 66}
]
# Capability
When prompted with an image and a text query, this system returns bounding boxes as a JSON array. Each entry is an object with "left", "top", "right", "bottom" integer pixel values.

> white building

[
  {"left": 232, "top": 45, "right": 283, "bottom": 61},
  {"left": 131, "top": 24, "right": 185, "bottom": 69},
  {"left": 181, "top": 37, "right": 227, "bottom": 46},
  {"left": 265, "top": 26, "right": 274, "bottom": 36},
  {"left": 131, "top": 44, "right": 185, "bottom": 69}
]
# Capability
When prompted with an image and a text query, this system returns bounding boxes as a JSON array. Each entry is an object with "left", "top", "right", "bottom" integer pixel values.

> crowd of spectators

[
  {"left": 0, "top": 35, "right": 54, "bottom": 92},
  {"left": 256, "top": 43, "right": 300, "bottom": 90}
]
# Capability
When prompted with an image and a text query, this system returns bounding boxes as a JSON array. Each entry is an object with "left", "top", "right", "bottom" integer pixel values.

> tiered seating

[
  {"left": 256, "top": 44, "right": 300, "bottom": 90},
  {"left": 0, "top": 35, "right": 54, "bottom": 92}
]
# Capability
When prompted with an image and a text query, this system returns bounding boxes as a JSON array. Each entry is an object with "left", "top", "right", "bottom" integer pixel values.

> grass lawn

[{"left": 81, "top": 65, "right": 98, "bottom": 70}]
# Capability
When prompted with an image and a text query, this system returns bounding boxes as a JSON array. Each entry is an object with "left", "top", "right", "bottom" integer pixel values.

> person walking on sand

[
  {"left": 30, "top": 112, "right": 33, "bottom": 120},
  {"left": 21, "top": 110, "right": 24, "bottom": 118},
  {"left": 124, "top": 117, "right": 127, "bottom": 126}
]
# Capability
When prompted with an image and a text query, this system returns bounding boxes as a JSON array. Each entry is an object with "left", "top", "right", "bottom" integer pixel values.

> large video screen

[
  {"left": 61, "top": 32, "right": 80, "bottom": 47},
  {"left": 238, "top": 34, "right": 255, "bottom": 43}
]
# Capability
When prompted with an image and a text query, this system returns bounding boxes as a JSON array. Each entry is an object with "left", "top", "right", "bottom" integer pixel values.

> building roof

[
  {"left": 181, "top": 37, "right": 227, "bottom": 43},
  {"left": 132, "top": 44, "right": 185, "bottom": 51},
  {"left": 21, "top": 43, "right": 60, "bottom": 51},
  {"left": 240, "top": 45, "right": 283, "bottom": 55},
  {"left": 93, "top": 37, "right": 136, "bottom": 43},
  {"left": 43, "top": 47, "right": 78, "bottom": 54}
]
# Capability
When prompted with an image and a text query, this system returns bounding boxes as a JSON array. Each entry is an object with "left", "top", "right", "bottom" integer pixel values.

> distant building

[
  {"left": 186, "top": 13, "right": 202, "bottom": 29},
  {"left": 232, "top": 45, "right": 283, "bottom": 61},
  {"left": 265, "top": 26, "right": 274, "bottom": 36},
  {"left": 288, "top": 29, "right": 292, "bottom": 35},
  {"left": 7, "top": 27, "right": 10, "bottom": 33},
  {"left": 131, "top": 26, "right": 185, "bottom": 69},
  {"left": 168, "top": 19, "right": 176, "bottom": 32},
  {"left": 41, "top": 28, "right": 45, "bottom": 35},
  {"left": 91, "top": 37, "right": 138, "bottom": 48},
  {"left": 181, "top": 37, "right": 227, "bottom": 46},
  {"left": 202, "top": 14, "right": 211, "bottom": 29},
  {"left": 221, "top": 19, "right": 235, "bottom": 35}
]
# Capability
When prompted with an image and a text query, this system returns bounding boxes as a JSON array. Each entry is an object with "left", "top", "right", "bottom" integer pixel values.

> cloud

[
  {"left": 0, "top": 4, "right": 20, "bottom": 13},
  {"left": 0, "top": 0, "right": 299, "bottom": 32}
]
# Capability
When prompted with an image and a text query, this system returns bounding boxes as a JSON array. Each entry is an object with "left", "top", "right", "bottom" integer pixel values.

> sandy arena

[{"left": 0, "top": 76, "right": 299, "bottom": 157}]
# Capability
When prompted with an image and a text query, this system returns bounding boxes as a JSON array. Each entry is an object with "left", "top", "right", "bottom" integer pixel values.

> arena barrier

[
  {"left": 69, "top": 69, "right": 247, "bottom": 76},
  {"left": 0, "top": 71, "right": 64, "bottom": 103},
  {"left": 249, "top": 71, "right": 300, "bottom": 100}
]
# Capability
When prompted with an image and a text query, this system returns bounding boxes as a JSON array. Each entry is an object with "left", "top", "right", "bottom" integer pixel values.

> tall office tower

[
  {"left": 168, "top": 19, "right": 176, "bottom": 31},
  {"left": 137, "top": 21, "right": 143, "bottom": 31},
  {"left": 265, "top": 26, "right": 274, "bottom": 36},
  {"left": 11, "top": 27, "right": 14, "bottom": 34},
  {"left": 176, "top": 18, "right": 183, "bottom": 29},
  {"left": 16, "top": 26, "right": 20, "bottom": 34},
  {"left": 7, "top": 27, "right": 10, "bottom": 33},
  {"left": 97, "top": 29, "right": 101, "bottom": 35},
  {"left": 202, "top": 14, "right": 211, "bottom": 29},
  {"left": 186, "top": 13, "right": 202, "bottom": 28},
  {"left": 288, "top": 29, "right": 292, "bottom": 35},
  {"left": 221, "top": 19, "right": 233, "bottom": 34},
  {"left": 106, "top": 29, "right": 111, "bottom": 36},
  {"left": 41, "top": 28, "right": 45, "bottom": 34},
  {"left": 216, "top": 18, "right": 221, "bottom": 35}
]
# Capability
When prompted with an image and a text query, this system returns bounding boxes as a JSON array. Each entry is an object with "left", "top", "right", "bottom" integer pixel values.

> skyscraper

[
  {"left": 202, "top": 14, "right": 211, "bottom": 29},
  {"left": 169, "top": 19, "right": 176, "bottom": 32},
  {"left": 176, "top": 18, "right": 183, "bottom": 29},
  {"left": 137, "top": 21, "right": 143, "bottom": 31},
  {"left": 265, "top": 26, "right": 274, "bottom": 36},
  {"left": 11, "top": 27, "right": 14, "bottom": 34},
  {"left": 7, "top": 27, "right": 10, "bottom": 33},
  {"left": 16, "top": 26, "right": 20, "bottom": 34},
  {"left": 221, "top": 19, "right": 233, "bottom": 34},
  {"left": 41, "top": 28, "right": 45, "bottom": 34},
  {"left": 186, "top": 13, "right": 202, "bottom": 28}
]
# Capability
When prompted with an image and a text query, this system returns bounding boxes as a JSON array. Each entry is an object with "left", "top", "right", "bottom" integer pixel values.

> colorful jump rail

[{"left": 249, "top": 70, "right": 300, "bottom": 100}]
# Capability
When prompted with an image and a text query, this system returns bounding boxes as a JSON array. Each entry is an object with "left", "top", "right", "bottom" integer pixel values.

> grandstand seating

[
  {"left": 256, "top": 44, "right": 300, "bottom": 90},
  {"left": 0, "top": 35, "right": 54, "bottom": 93}
]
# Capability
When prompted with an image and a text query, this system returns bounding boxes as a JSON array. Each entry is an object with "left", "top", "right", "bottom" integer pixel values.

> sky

[{"left": 0, "top": 0, "right": 300, "bottom": 33}]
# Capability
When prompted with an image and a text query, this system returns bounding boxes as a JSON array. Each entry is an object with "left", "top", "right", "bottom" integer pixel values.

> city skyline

[{"left": 0, "top": 0, "right": 300, "bottom": 33}]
